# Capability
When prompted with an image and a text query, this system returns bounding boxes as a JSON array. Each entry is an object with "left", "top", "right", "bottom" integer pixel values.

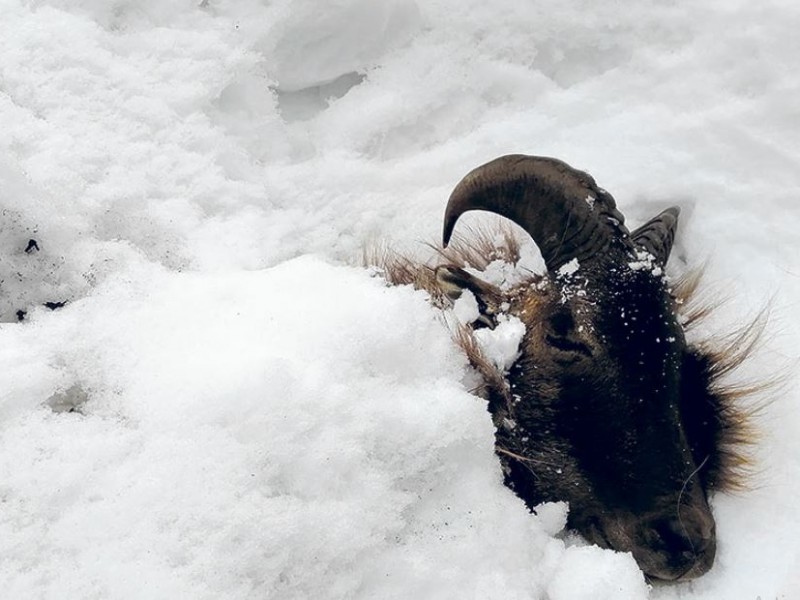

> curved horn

[
  {"left": 443, "top": 155, "right": 631, "bottom": 272},
  {"left": 630, "top": 206, "right": 680, "bottom": 266}
]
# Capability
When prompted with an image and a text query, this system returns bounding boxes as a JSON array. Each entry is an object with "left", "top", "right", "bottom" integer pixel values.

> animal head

[{"left": 387, "top": 155, "right": 758, "bottom": 581}]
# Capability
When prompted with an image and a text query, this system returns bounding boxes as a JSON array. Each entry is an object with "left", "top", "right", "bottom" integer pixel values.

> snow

[
  {"left": 1, "top": 0, "right": 799, "bottom": 598},
  {"left": 452, "top": 289, "right": 481, "bottom": 325},
  {"left": 557, "top": 258, "right": 581, "bottom": 278},
  {"left": 547, "top": 547, "right": 650, "bottom": 600},
  {"left": 474, "top": 315, "right": 527, "bottom": 373},
  {"left": 628, "top": 250, "right": 664, "bottom": 277}
]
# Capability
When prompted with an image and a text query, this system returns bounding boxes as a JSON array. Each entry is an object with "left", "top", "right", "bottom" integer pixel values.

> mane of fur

[
  {"left": 671, "top": 271, "right": 773, "bottom": 493},
  {"left": 367, "top": 228, "right": 768, "bottom": 494}
]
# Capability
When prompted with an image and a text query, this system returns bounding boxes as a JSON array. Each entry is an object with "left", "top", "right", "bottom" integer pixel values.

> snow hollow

[{"left": 1, "top": 1, "right": 799, "bottom": 599}]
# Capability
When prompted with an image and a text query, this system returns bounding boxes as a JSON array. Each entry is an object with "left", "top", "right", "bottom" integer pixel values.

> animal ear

[{"left": 434, "top": 265, "right": 502, "bottom": 329}]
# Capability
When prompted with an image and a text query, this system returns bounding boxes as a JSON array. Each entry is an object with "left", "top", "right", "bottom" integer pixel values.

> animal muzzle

[
  {"left": 632, "top": 503, "right": 717, "bottom": 581},
  {"left": 587, "top": 491, "right": 717, "bottom": 581}
]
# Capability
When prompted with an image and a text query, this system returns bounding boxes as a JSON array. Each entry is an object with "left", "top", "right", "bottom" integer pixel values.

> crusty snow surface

[{"left": 1, "top": 1, "right": 799, "bottom": 599}]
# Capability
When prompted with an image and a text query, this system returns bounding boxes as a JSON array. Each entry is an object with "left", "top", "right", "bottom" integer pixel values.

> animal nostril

[
  {"left": 649, "top": 512, "right": 715, "bottom": 560},
  {"left": 653, "top": 519, "right": 691, "bottom": 552},
  {"left": 652, "top": 517, "right": 707, "bottom": 556}
]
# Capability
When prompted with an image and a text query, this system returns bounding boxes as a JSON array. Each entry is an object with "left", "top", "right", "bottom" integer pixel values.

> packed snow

[{"left": 1, "top": 1, "right": 799, "bottom": 598}]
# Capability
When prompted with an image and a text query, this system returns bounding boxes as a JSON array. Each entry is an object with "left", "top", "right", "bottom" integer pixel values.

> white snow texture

[{"left": 1, "top": 1, "right": 799, "bottom": 599}]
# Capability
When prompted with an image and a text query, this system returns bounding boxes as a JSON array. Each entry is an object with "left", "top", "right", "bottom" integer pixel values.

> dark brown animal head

[{"left": 423, "top": 155, "right": 756, "bottom": 581}]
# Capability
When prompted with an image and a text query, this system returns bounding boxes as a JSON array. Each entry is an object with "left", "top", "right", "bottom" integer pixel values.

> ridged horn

[
  {"left": 630, "top": 206, "right": 680, "bottom": 266},
  {"left": 443, "top": 154, "right": 632, "bottom": 272}
]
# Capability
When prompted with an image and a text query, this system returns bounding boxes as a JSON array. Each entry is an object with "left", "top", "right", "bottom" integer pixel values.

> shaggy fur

[{"left": 366, "top": 227, "right": 766, "bottom": 494}]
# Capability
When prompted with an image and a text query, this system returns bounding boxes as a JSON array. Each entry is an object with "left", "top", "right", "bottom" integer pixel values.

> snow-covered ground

[{"left": 1, "top": 1, "right": 798, "bottom": 598}]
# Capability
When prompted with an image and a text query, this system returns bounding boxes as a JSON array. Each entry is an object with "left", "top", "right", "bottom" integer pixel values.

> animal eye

[
  {"left": 548, "top": 310, "right": 575, "bottom": 337},
  {"left": 545, "top": 334, "right": 593, "bottom": 357}
]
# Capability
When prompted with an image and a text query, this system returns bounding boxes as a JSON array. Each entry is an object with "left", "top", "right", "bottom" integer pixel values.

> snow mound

[{"left": 0, "top": 257, "right": 646, "bottom": 598}]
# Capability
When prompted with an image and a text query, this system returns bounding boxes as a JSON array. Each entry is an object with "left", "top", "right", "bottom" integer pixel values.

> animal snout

[
  {"left": 640, "top": 507, "right": 716, "bottom": 580},
  {"left": 655, "top": 514, "right": 713, "bottom": 552}
]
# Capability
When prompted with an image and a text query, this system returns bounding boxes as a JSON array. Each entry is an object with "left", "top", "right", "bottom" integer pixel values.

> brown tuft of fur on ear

[
  {"left": 363, "top": 225, "right": 533, "bottom": 305},
  {"left": 362, "top": 244, "right": 448, "bottom": 307}
]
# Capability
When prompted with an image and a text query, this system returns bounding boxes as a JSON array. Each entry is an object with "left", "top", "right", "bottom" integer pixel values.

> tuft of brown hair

[{"left": 668, "top": 268, "right": 776, "bottom": 493}]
